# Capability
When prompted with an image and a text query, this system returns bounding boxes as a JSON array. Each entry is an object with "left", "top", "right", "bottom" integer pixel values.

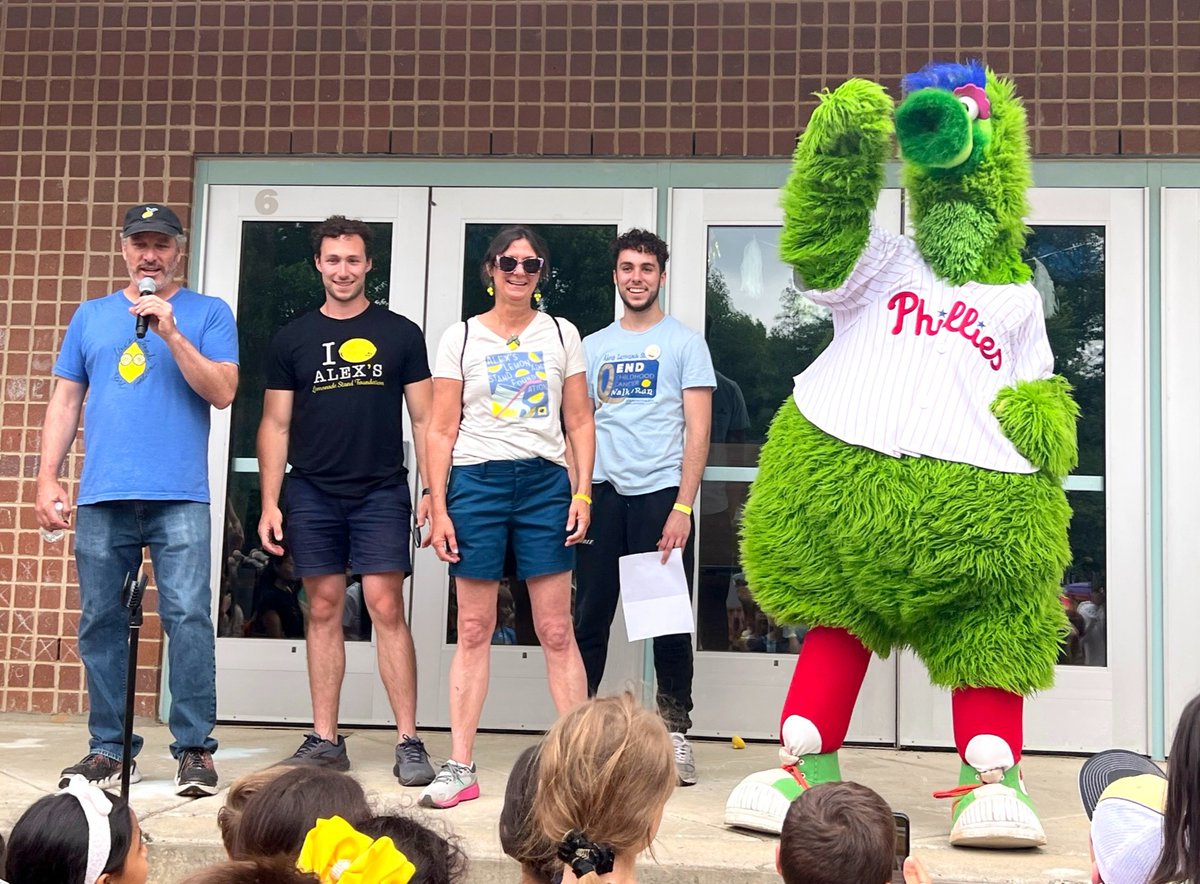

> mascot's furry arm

[
  {"left": 992, "top": 377, "right": 1079, "bottom": 479},
  {"left": 779, "top": 79, "right": 893, "bottom": 290}
]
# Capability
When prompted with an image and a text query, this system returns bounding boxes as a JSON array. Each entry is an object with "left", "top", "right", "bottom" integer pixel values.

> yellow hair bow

[{"left": 297, "top": 816, "right": 416, "bottom": 883}]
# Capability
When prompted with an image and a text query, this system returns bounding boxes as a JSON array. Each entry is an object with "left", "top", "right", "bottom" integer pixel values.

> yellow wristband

[
  {"left": 572, "top": 493, "right": 593, "bottom": 505},
  {"left": 672, "top": 502, "right": 693, "bottom": 516}
]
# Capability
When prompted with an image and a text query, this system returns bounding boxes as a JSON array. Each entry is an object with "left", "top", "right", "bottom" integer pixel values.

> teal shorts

[{"left": 447, "top": 457, "right": 574, "bottom": 581}]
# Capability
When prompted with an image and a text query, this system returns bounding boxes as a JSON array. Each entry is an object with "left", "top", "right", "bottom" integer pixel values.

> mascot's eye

[{"left": 958, "top": 95, "right": 981, "bottom": 121}]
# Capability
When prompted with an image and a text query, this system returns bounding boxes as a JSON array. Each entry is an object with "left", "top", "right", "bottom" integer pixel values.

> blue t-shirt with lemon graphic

[
  {"left": 267, "top": 303, "right": 430, "bottom": 496},
  {"left": 53, "top": 288, "right": 239, "bottom": 504}
]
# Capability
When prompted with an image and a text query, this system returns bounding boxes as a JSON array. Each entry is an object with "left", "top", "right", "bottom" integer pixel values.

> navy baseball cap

[
  {"left": 122, "top": 203, "right": 184, "bottom": 237},
  {"left": 1079, "top": 749, "right": 1165, "bottom": 819}
]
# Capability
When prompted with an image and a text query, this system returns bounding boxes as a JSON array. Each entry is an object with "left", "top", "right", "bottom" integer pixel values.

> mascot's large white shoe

[
  {"left": 936, "top": 736, "right": 1046, "bottom": 848},
  {"left": 724, "top": 716, "right": 842, "bottom": 834}
]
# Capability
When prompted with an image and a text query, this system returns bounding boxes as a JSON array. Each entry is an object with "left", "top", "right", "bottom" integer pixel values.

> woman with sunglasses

[{"left": 421, "top": 225, "right": 594, "bottom": 809}]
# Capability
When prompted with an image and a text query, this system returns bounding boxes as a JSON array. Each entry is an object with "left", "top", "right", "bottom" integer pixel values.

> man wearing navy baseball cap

[
  {"left": 36, "top": 204, "right": 239, "bottom": 797},
  {"left": 120, "top": 202, "right": 185, "bottom": 238}
]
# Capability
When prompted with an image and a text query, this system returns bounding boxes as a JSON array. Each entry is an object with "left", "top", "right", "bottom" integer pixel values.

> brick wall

[{"left": 0, "top": 0, "right": 1195, "bottom": 715}]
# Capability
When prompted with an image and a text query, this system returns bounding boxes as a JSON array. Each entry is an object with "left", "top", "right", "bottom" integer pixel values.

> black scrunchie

[{"left": 558, "top": 829, "right": 615, "bottom": 878}]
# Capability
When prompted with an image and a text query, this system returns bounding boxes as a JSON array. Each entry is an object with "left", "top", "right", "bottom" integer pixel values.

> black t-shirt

[{"left": 266, "top": 304, "right": 431, "bottom": 496}]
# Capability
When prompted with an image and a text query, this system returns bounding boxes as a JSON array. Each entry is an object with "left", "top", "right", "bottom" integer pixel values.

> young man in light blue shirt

[{"left": 574, "top": 228, "right": 715, "bottom": 785}]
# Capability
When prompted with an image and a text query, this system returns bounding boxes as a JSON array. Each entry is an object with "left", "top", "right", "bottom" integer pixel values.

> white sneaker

[
  {"left": 671, "top": 732, "right": 697, "bottom": 786},
  {"left": 418, "top": 760, "right": 479, "bottom": 809}
]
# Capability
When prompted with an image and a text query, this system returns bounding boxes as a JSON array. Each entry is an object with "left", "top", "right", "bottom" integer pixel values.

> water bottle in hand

[{"left": 40, "top": 501, "right": 65, "bottom": 543}]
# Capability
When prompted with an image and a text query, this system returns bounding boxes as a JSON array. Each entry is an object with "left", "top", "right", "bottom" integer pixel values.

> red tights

[{"left": 780, "top": 626, "right": 1023, "bottom": 763}]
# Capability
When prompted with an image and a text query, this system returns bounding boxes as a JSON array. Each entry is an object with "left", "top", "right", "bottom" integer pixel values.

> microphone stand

[{"left": 120, "top": 570, "right": 147, "bottom": 801}]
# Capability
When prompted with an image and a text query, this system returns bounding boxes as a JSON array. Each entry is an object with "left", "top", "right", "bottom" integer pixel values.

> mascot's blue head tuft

[{"left": 901, "top": 60, "right": 986, "bottom": 95}]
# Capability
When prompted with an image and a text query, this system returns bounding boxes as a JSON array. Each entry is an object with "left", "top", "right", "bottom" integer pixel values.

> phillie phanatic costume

[{"left": 723, "top": 61, "right": 1079, "bottom": 848}]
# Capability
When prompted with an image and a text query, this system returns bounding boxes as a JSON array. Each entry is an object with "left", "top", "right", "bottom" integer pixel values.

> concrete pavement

[{"left": 0, "top": 714, "right": 1097, "bottom": 882}]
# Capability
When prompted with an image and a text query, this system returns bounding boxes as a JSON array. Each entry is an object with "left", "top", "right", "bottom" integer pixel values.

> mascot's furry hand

[
  {"left": 802, "top": 79, "right": 893, "bottom": 158},
  {"left": 781, "top": 79, "right": 893, "bottom": 291},
  {"left": 991, "top": 375, "right": 1080, "bottom": 479}
]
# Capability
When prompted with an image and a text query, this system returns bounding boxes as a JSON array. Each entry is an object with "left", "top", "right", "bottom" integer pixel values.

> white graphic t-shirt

[
  {"left": 433, "top": 312, "right": 586, "bottom": 467},
  {"left": 792, "top": 218, "right": 1055, "bottom": 474}
]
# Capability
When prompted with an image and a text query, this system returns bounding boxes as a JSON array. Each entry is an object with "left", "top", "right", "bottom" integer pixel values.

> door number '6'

[{"left": 255, "top": 189, "right": 279, "bottom": 215}]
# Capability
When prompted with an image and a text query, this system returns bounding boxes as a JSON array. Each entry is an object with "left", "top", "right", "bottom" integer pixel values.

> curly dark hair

[
  {"left": 359, "top": 813, "right": 469, "bottom": 884},
  {"left": 612, "top": 228, "right": 669, "bottom": 272},
  {"left": 311, "top": 215, "right": 374, "bottom": 260}
]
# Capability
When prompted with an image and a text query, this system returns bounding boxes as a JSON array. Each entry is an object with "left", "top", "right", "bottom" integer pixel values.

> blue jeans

[{"left": 75, "top": 501, "right": 218, "bottom": 761}]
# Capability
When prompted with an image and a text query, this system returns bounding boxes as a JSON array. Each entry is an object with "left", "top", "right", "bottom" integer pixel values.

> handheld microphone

[{"left": 135, "top": 276, "right": 157, "bottom": 338}]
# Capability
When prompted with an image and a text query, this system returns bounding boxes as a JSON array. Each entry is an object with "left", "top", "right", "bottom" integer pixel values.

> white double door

[{"left": 201, "top": 181, "right": 1148, "bottom": 754}]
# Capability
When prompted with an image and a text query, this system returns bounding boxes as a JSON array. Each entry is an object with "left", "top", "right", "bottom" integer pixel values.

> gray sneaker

[
  {"left": 672, "top": 732, "right": 697, "bottom": 786},
  {"left": 394, "top": 734, "right": 435, "bottom": 786},
  {"left": 285, "top": 733, "right": 350, "bottom": 770},
  {"left": 419, "top": 760, "right": 479, "bottom": 808}
]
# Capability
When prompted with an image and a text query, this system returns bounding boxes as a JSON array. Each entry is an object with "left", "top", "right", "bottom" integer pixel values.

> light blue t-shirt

[
  {"left": 584, "top": 315, "right": 715, "bottom": 496},
  {"left": 53, "top": 288, "right": 239, "bottom": 504}
]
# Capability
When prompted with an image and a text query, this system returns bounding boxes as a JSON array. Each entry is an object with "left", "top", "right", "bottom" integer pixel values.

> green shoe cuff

[{"left": 789, "top": 751, "right": 843, "bottom": 787}]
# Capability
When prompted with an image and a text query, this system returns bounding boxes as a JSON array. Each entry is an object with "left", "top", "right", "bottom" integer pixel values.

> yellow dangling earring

[
  {"left": 533, "top": 290, "right": 542, "bottom": 303},
  {"left": 487, "top": 286, "right": 494, "bottom": 297}
]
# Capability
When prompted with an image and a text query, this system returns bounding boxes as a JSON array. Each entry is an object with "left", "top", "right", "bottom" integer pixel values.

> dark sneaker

[
  {"left": 175, "top": 748, "right": 219, "bottom": 797},
  {"left": 285, "top": 733, "right": 350, "bottom": 770},
  {"left": 393, "top": 734, "right": 436, "bottom": 786},
  {"left": 59, "top": 753, "right": 141, "bottom": 790}
]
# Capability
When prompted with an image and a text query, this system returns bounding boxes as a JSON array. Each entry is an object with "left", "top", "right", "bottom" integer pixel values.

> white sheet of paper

[{"left": 618, "top": 549, "right": 695, "bottom": 642}]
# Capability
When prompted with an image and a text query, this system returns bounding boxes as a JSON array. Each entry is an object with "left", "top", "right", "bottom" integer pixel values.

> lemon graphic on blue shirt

[
  {"left": 118, "top": 342, "right": 147, "bottom": 383},
  {"left": 338, "top": 338, "right": 377, "bottom": 363}
]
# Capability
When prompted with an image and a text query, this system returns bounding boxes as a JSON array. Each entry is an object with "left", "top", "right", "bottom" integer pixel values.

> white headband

[{"left": 57, "top": 774, "right": 114, "bottom": 884}]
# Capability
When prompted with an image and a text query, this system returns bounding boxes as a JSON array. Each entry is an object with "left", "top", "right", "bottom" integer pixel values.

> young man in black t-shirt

[{"left": 257, "top": 215, "right": 435, "bottom": 786}]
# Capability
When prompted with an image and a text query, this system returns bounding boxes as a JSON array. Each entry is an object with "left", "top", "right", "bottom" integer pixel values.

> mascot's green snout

[
  {"left": 894, "top": 82, "right": 992, "bottom": 172},
  {"left": 724, "top": 60, "right": 1079, "bottom": 851}
]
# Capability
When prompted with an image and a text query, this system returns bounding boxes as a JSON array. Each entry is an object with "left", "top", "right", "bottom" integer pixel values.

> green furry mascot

[{"left": 723, "top": 62, "right": 1078, "bottom": 849}]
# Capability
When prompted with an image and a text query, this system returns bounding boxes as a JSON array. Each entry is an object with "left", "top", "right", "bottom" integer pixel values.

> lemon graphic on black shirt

[{"left": 338, "top": 338, "right": 377, "bottom": 363}]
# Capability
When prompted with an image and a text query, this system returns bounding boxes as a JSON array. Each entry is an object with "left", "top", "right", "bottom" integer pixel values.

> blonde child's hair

[{"left": 531, "top": 692, "right": 675, "bottom": 859}]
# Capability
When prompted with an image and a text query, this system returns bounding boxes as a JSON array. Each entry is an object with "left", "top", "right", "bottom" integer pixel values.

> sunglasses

[{"left": 495, "top": 255, "right": 544, "bottom": 274}]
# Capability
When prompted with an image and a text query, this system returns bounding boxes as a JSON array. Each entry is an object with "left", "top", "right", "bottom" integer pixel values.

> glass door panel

[
  {"left": 200, "top": 184, "right": 429, "bottom": 723},
  {"left": 413, "top": 187, "right": 656, "bottom": 730},
  {"left": 669, "top": 188, "right": 903, "bottom": 741},
  {"left": 897, "top": 188, "right": 1146, "bottom": 753}
]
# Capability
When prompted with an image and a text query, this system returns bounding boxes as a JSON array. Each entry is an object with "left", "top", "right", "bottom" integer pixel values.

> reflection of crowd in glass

[{"left": 1059, "top": 582, "right": 1107, "bottom": 667}]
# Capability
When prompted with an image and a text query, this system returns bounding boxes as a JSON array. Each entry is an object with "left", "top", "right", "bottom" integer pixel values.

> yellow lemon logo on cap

[
  {"left": 141, "top": 207, "right": 159, "bottom": 219},
  {"left": 118, "top": 342, "right": 147, "bottom": 383},
  {"left": 338, "top": 338, "right": 377, "bottom": 363}
]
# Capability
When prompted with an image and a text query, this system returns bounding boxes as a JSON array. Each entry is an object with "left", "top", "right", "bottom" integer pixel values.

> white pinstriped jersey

[{"left": 792, "top": 218, "right": 1054, "bottom": 474}]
